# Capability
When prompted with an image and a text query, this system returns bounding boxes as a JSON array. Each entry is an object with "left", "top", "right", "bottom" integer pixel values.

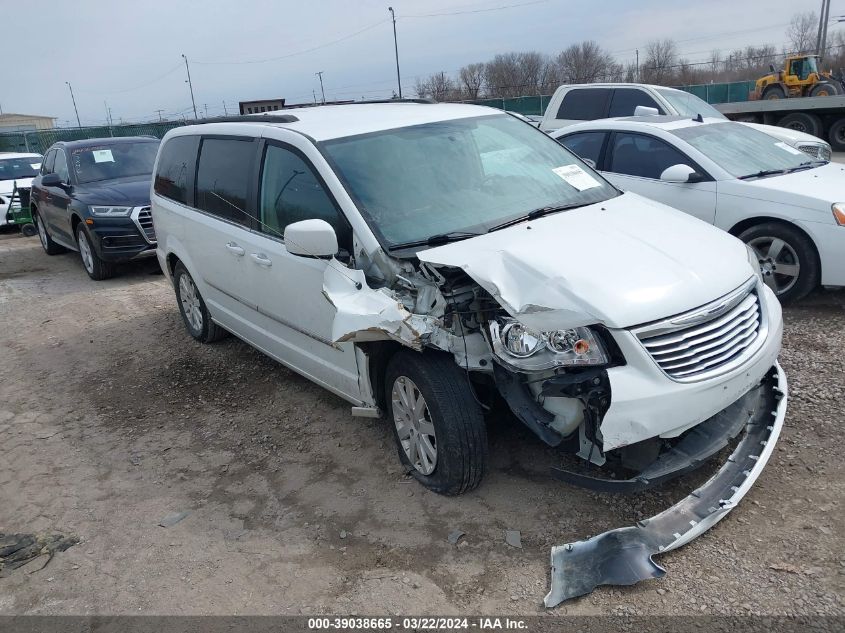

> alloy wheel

[
  {"left": 391, "top": 376, "right": 437, "bottom": 475},
  {"left": 179, "top": 274, "right": 203, "bottom": 332},
  {"left": 77, "top": 230, "right": 94, "bottom": 274},
  {"left": 749, "top": 236, "right": 800, "bottom": 296}
]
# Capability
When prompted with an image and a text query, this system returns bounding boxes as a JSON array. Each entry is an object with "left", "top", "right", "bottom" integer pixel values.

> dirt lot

[{"left": 0, "top": 230, "right": 843, "bottom": 616}]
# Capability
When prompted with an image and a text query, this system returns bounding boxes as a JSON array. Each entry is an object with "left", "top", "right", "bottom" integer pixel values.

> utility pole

[
  {"left": 182, "top": 54, "right": 198, "bottom": 119},
  {"left": 316, "top": 71, "right": 326, "bottom": 104},
  {"left": 155, "top": 109, "right": 164, "bottom": 122},
  {"left": 203, "top": 103, "right": 209, "bottom": 118},
  {"left": 818, "top": 0, "right": 831, "bottom": 60},
  {"left": 65, "top": 81, "right": 81, "bottom": 128},
  {"left": 312, "top": 90, "right": 317, "bottom": 104},
  {"left": 388, "top": 7, "right": 402, "bottom": 98},
  {"left": 222, "top": 101, "right": 228, "bottom": 115},
  {"left": 635, "top": 49, "right": 639, "bottom": 82}
]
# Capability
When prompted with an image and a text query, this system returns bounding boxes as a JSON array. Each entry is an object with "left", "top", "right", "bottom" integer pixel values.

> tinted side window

[
  {"left": 54, "top": 150, "right": 70, "bottom": 182},
  {"left": 608, "top": 89, "right": 664, "bottom": 117},
  {"left": 259, "top": 144, "right": 350, "bottom": 245},
  {"left": 608, "top": 133, "right": 692, "bottom": 179},
  {"left": 154, "top": 136, "right": 198, "bottom": 205},
  {"left": 42, "top": 150, "right": 56, "bottom": 175},
  {"left": 195, "top": 138, "right": 255, "bottom": 224},
  {"left": 556, "top": 88, "right": 611, "bottom": 120},
  {"left": 559, "top": 132, "right": 606, "bottom": 165}
]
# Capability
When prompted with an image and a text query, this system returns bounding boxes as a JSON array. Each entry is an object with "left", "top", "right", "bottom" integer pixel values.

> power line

[
  {"left": 193, "top": 19, "right": 390, "bottom": 66},
  {"left": 402, "top": 0, "right": 549, "bottom": 18},
  {"left": 74, "top": 63, "right": 183, "bottom": 95}
]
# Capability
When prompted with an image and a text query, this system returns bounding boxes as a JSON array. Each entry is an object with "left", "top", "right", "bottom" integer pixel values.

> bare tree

[
  {"left": 484, "top": 51, "right": 553, "bottom": 97},
  {"left": 555, "top": 40, "right": 621, "bottom": 83},
  {"left": 458, "top": 63, "right": 485, "bottom": 99},
  {"left": 641, "top": 39, "right": 677, "bottom": 84},
  {"left": 414, "top": 72, "right": 458, "bottom": 101},
  {"left": 787, "top": 11, "right": 818, "bottom": 54}
]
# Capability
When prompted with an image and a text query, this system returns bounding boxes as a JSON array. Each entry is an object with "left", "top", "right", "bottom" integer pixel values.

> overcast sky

[{"left": 2, "top": 0, "right": 827, "bottom": 126}]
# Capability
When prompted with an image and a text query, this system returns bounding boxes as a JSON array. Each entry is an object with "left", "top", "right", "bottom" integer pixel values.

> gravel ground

[{"left": 0, "top": 230, "right": 843, "bottom": 616}]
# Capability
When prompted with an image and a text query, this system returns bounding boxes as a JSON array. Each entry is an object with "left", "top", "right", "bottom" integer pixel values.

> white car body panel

[
  {"left": 539, "top": 83, "right": 829, "bottom": 155},
  {"left": 0, "top": 152, "right": 42, "bottom": 225},
  {"left": 554, "top": 118, "right": 845, "bottom": 288}
]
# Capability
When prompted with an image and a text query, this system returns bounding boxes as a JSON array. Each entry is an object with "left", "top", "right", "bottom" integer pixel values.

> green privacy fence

[
  {"left": 0, "top": 121, "right": 186, "bottom": 155},
  {"left": 674, "top": 80, "right": 756, "bottom": 104},
  {"left": 468, "top": 95, "right": 552, "bottom": 116}
]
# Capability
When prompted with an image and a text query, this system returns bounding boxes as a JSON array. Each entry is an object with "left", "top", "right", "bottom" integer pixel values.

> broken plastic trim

[{"left": 544, "top": 362, "right": 787, "bottom": 607}]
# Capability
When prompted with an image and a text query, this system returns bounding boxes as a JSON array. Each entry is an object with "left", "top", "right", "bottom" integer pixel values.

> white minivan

[{"left": 151, "top": 104, "right": 787, "bottom": 601}]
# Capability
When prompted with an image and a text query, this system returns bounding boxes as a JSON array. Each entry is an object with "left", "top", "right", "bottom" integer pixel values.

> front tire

[
  {"left": 76, "top": 224, "right": 115, "bottom": 280},
  {"left": 34, "top": 209, "right": 64, "bottom": 255},
  {"left": 173, "top": 262, "right": 227, "bottom": 343},
  {"left": 740, "top": 222, "right": 819, "bottom": 303},
  {"left": 810, "top": 81, "right": 840, "bottom": 98},
  {"left": 385, "top": 351, "right": 487, "bottom": 495}
]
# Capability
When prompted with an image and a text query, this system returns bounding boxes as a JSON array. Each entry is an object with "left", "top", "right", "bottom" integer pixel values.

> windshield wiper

[
  {"left": 738, "top": 169, "right": 787, "bottom": 180},
  {"left": 487, "top": 203, "right": 590, "bottom": 233},
  {"left": 388, "top": 230, "right": 482, "bottom": 251},
  {"left": 786, "top": 160, "right": 827, "bottom": 173}
]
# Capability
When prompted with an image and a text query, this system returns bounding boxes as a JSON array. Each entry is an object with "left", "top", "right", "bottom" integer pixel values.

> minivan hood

[
  {"left": 721, "top": 161, "right": 845, "bottom": 214},
  {"left": 73, "top": 174, "right": 152, "bottom": 207},
  {"left": 417, "top": 192, "right": 753, "bottom": 330}
]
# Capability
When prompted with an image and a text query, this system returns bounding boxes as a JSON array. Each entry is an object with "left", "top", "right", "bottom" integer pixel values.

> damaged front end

[{"left": 545, "top": 363, "right": 787, "bottom": 606}]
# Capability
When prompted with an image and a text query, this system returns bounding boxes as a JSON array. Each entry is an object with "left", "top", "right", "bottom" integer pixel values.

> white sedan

[
  {"left": 552, "top": 117, "right": 845, "bottom": 302},
  {"left": 0, "top": 152, "right": 42, "bottom": 226}
]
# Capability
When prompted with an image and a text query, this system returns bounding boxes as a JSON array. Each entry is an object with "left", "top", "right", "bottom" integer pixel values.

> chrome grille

[
  {"left": 636, "top": 288, "right": 763, "bottom": 381},
  {"left": 136, "top": 206, "right": 156, "bottom": 243}
]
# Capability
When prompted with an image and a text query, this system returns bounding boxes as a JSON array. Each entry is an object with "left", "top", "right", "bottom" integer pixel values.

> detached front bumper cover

[{"left": 544, "top": 362, "right": 788, "bottom": 607}]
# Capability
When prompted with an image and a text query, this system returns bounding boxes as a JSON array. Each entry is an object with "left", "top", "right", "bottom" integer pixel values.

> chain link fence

[{"left": 0, "top": 121, "right": 187, "bottom": 155}]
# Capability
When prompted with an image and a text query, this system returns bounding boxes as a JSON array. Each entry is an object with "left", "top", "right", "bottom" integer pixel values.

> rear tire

[
  {"left": 810, "top": 81, "right": 840, "bottom": 98},
  {"left": 828, "top": 117, "right": 845, "bottom": 151},
  {"left": 762, "top": 85, "right": 786, "bottom": 100},
  {"left": 740, "top": 222, "right": 819, "bottom": 304},
  {"left": 173, "top": 262, "right": 228, "bottom": 343},
  {"left": 34, "top": 208, "right": 64, "bottom": 255},
  {"left": 778, "top": 112, "right": 822, "bottom": 138},
  {"left": 76, "top": 224, "right": 115, "bottom": 280},
  {"left": 385, "top": 350, "right": 487, "bottom": 495}
]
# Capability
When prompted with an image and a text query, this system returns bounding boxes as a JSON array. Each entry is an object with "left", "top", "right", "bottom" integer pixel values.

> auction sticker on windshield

[
  {"left": 92, "top": 149, "right": 115, "bottom": 163},
  {"left": 552, "top": 164, "right": 601, "bottom": 191}
]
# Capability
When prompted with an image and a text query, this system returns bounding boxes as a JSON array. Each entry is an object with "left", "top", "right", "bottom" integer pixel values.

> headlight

[
  {"left": 746, "top": 243, "right": 764, "bottom": 283},
  {"left": 89, "top": 205, "right": 132, "bottom": 217},
  {"left": 832, "top": 203, "right": 845, "bottom": 226},
  {"left": 489, "top": 318, "right": 609, "bottom": 371}
]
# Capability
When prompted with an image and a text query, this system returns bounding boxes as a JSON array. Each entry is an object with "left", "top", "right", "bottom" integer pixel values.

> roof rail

[
  {"left": 350, "top": 98, "right": 436, "bottom": 105},
  {"left": 193, "top": 114, "right": 299, "bottom": 124}
]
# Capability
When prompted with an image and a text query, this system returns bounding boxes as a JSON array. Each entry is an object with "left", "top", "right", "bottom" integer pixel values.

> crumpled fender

[{"left": 322, "top": 265, "right": 436, "bottom": 350}]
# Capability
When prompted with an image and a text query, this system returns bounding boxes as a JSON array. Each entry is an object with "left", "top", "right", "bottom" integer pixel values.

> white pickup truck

[{"left": 538, "top": 83, "right": 831, "bottom": 161}]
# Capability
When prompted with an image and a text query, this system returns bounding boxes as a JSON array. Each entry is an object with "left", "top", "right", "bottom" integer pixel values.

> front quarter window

[{"left": 321, "top": 114, "right": 618, "bottom": 249}]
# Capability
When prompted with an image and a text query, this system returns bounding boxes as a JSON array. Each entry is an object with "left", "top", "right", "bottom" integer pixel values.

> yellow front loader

[{"left": 752, "top": 54, "right": 843, "bottom": 100}]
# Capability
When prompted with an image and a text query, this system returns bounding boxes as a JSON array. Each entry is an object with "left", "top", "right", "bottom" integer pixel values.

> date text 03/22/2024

[{"left": 307, "top": 617, "right": 528, "bottom": 630}]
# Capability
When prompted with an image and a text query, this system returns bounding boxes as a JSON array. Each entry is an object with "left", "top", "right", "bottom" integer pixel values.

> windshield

[
  {"left": 71, "top": 141, "right": 159, "bottom": 184},
  {"left": 321, "top": 114, "right": 618, "bottom": 248},
  {"left": 656, "top": 89, "right": 727, "bottom": 120},
  {"left": 0, "top": 156, "right": 42, "bottom": 181},
  {"left": 672, "top": 121, "right": 815, "bottom": 178}
]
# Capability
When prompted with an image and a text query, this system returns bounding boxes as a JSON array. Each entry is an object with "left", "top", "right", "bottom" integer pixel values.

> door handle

[
  {"left": 225, "top": 242, "right": 245, "bottom": 256},
  {"left": 250, "top": 253, "right": 272, "bottom": 267}
]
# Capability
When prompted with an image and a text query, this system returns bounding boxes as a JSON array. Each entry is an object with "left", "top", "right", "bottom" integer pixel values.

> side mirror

[
  {"left": 634, "top": 105, "right": 660, "bottom": 117},
  {"left": 660, "top": 164, "right": 704, "bottom": 183},
  {"left": 283, "top": 219, "right": 338, "bottom": 258},
  {"left": 41, "top": 173, "right": 63, "bottom": 187}
]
